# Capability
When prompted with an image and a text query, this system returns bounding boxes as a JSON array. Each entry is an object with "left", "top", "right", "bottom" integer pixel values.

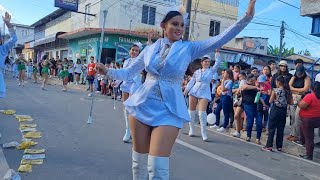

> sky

[{"left": 0, "top": 0, "right": 319, "bottom": 57}]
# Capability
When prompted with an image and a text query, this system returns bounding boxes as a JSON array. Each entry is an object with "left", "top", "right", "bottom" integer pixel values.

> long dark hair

[
  {"left": 278, "top": 65, "right": 289, "bottom": 75},
  {"left": 161, "top": 11, "right": 182, "bottom": 38},
  {"left": 264, "top": 66, "right": 272, "bottom": 78},
  {"left": 225, "top": 69, "right": 234, "bottom": 82},
  {"left": 276, "top": 75, "right": 291, "bottom": 100},
  {"left": 312, "top": 81, "right": 320, "bottom": 99}
]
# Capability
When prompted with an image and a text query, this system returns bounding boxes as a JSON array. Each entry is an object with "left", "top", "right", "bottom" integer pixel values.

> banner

[{"left": 54, "top": 0, "right": 79, "bottom": 12}]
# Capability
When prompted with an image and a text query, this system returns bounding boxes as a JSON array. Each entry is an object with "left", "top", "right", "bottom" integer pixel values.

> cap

[
  {"left": 133, "top": 42, "right": 143, "bottom": 50},
  {"left": 295, "top": 65, "right": 305, "bottom": 75},
  {"left": 278, "top": 60, "right": 288, "bottom": 66},
  {"left": 294, "top": 59, "right": 304, "bottom": 65},
  {"left": 202, "top": 55, "right": 211, "bottom": 61},
  {"left": 258, "top": 75, "right": 267, "bottom": 83},
  {"left": 315, "top": 73, "right": 320, "bottom": 83}
]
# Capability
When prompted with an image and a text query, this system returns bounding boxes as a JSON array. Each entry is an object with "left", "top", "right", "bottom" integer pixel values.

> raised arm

[
  {"left": 190, "top": 1, "right": 255, "bottom": 60},
  {"left": 0, "top": 12, "right": 17, "bottom": 57},
  {"left": 211, "top": 51, "right": 222, "bottom": 74},
  {"left": 99, "top": 48, "right": 146, "bottom": 81}
]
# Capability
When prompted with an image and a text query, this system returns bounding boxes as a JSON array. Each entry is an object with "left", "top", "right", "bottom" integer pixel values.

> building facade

[
  {"left": 232, "top": 37, "right": 268, "bottom": 55},
  {"left": 12, "top": 24, "right": 34, "bottom": 56},
  {"left": 300, "top": 0, "right": 320, "bottom": 37}
]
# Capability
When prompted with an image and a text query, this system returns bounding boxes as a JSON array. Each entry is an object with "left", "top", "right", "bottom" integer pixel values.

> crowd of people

[{"left": 181, "top": 56, "right": 320, "bottom": 161}]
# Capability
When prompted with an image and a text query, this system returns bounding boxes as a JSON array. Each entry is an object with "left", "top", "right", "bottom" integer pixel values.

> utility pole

[
  {"left": 279, "top": 21, "right": 285, "bottom": 61},
  {"left": 98, "top": 10, "right": 107, "bottom": 63},
  {"left": 183, "top": 0, "right": 192, "bottom": 41}
]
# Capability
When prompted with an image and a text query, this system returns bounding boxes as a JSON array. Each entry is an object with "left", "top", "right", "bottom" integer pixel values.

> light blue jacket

[
  {"left": 115, "top": 58, "right": 142, "bottom": 94},
  {"left": 108, "top": 15, "right": 252, "bottom": 120},
  {"left": 186, "top": 53, "right": 221, "bottom": 101},
  {"left": 0, "top": 28, "right": 17, "bottom": 98}
]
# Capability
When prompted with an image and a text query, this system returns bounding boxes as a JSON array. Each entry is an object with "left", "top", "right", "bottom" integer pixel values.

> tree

[
  {"left": 298, "top": 49, "right": 312, "bottom": 56},
  {"left": 267, "top": 43, "right": 295, "bottom": 57}
]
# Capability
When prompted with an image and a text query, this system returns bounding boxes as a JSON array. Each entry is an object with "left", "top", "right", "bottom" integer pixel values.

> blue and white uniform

[
  {"left": 187, "top": 53, "right": 221, "bottom": 101},
  {"left": 107, "top": 15, "right": 253, "bottom": 129},
  {"left": 0, "top": 28, "right": 17, "bottom": 98}
]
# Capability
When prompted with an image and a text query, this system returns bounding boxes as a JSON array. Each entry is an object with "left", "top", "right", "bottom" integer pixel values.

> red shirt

[
  {"left": 87, "top": 63, "right": 96, "bottom": 76},
  {"left": 299, "top": 93, "right": 320, "bottom": 118},
  {"left": 259, "top": 82, "right": 271, "bottom": 94}
]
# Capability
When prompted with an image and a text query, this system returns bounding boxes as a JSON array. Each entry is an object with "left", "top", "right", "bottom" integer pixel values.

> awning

[{"left": 34, "top": 32, "right": 65, "bottom": 46}]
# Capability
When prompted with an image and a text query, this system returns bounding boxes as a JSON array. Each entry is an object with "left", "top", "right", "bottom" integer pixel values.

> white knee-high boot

[
  {"left": 188, "top": 110, "right": 196, "bottom": 137},
  {"left": 148, "top": 155, "right": 169, "bottom": 180},
  {"left": 199, "top": 111, "right": 208, "bottom": 141},
  {"left": 132, "top": 150, "right": 149, "bottom": 180},
  {"left": 123, "top": 108, "right": 131, "bottom": 142}
]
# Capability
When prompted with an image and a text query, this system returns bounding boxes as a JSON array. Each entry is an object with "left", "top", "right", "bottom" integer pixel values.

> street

[{"left": 1, "top": 76, "right": 320, "bottom": 180}]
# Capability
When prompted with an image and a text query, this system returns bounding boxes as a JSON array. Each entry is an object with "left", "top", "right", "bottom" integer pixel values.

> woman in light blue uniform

[
  {"left": 0, "top": 12, "right": 17, "bottom": 98},
  {"left": 184, "top": 52, "right": 221, "bottom": 141},
  {"left": 97, "top": 1, "right": 256, "bottom": 179},
  {"left": 113, "top": 43, "right": 142, "bottom": 143}
]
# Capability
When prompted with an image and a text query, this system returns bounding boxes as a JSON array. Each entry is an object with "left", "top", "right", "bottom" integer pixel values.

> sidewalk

[{"left": 49, "top": 77, "right": 320, "bottom": 163}]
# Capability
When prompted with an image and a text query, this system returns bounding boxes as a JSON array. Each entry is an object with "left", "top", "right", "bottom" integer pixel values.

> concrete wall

[
  {"left": 45, "top": 12, "right": 72, "bottom": 35},
  {"left": 233, "top": 37, "right": 268, "bottom": 55},
  {"left": 14, "top": 26, "right": 34, "bottom": 45},
  {"left": 300, "top": 0, "right": 320, "bottom": 16}
]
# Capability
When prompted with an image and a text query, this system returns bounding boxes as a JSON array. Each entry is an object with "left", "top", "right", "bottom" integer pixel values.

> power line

[{"left": 277, "top": 0, "right": 300, "bottom": 9}]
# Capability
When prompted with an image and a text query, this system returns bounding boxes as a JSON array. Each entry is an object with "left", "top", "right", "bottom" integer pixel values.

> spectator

[
  {"left": 287, "top": 65, "right": 311, "bottom": 142},
  {"left": 268, "top": 60, "right": 277, "bottom": 76},
  {"left": 263, "top": 75, "right": 292, "bottom": 152},
  {"left": 257, "top": 75, "right": 271, "bottom": 130},
  {"left": 271, "top": 60, "right": 292, "bottom": 89},
  {"left": 289, "top": 59, "right": 304, "bottom": 76},
  {"left": 298, "top": 81, "right": 320, "bottom": 160},
  {"left": 241, "top": 74, "right": 268, "bottom": 144},
  {"left": 250, "top": 67, "right": 258, "bottom": 77},
  {"left": 87, "top": 56, "right": 96, "bottom": 97}
]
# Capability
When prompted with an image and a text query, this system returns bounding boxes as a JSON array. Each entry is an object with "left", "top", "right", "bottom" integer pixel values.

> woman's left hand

[{"left": 246, "top": 0, "right": 256, "bottom": 17}]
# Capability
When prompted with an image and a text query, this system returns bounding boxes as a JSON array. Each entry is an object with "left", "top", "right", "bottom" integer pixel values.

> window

[
  {"left": 84, "top": 3, "right": 91, "bottom": 23},
  {"left": 142, "top": 5, "right": 156, "bottom": 25},
  {"left": 209, "top": 20, "right": 220, "bottom": 37},
  {"left": 260, "top": 46, "right": 265, "bottom": 50},
  {"left": 312, "top": 16, "right": 320, "bottom": 36}
]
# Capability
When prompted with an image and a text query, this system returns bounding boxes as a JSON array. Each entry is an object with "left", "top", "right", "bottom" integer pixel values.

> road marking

[
  {"left": 176, "top": 139, "right": 276, "bottom": 180},
  {"left": 203, "top": 126, "right": 320, "bottom": 167}
]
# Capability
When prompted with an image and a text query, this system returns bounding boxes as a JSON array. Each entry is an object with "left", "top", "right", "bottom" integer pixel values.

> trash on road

[
  {"left": 16, "top": 141, "right": 38, "bottom": 150},
  {"left": 20, "top": 127, "right": 37, "bottom": 133},
  {"left": 24, "top": 149, "right": 45, "bottom": 154},
  {"left": 3, "top": 141, "right": 19, "bottom": 148},
  {"left": 22, "top": 154, "right": 46, "bottom": 160},
  {"left": 0, "top": 109, "right": 16, "bottom": 115},
  {"left": 20, "top": 123, "right": 37, "bottom": 128},
  {"left": 23, "top": 132, "right": 41, "bottom": 139},
  {"left": 18, "top": 164, "right": 32, "bottom": 172},
  {"left": 15, "top": 115, "right": 33, "bottom": 122},
  {"left": 3, "top": 169, "right": 21, "bottom": 180},
  {"left": 21, "top": 159, "right": 44, "bottom": 165}
]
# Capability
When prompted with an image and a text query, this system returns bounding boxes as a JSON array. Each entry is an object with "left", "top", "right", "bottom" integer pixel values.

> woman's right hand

[{"left": 96, "top": 63, "right": 108, "bottom": 75}]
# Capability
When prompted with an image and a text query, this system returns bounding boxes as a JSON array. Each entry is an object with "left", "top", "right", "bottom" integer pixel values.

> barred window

[
  {"left": 142, "top": 5, "right": 156, "bottom": 25},
  {"left": 209, "top": 20, "right": 220, "bottom": 37}
]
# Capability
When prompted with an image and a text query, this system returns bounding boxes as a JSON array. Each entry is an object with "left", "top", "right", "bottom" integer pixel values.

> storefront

[{"left": 59, "top": 29, "right": 153, "bottom": 64}]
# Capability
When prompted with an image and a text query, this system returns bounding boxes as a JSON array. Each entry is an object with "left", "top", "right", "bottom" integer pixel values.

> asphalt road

[{"left": 1, "top": 76, "right": 320, "bottom": 180}]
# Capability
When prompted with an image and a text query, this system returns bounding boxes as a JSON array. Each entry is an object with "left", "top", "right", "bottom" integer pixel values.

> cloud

[
  {"left": 0, "top": 4, "right": 12, "bottom": 17},
  {"left": 255, "top": 0, "right": 295, "bottom": 17}
]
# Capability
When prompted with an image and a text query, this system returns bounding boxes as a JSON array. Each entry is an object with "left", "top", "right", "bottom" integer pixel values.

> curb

[{"left": 0, "top": 146, "right": 10, "bottom": 178}]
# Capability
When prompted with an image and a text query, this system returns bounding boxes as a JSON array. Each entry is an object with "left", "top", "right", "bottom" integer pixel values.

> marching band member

[
  {"left": 96, "top": 1, "right": 256, "bottom": 179},
  {"left": 0, "top": 12, "right": 17, "bottom": 98}
]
